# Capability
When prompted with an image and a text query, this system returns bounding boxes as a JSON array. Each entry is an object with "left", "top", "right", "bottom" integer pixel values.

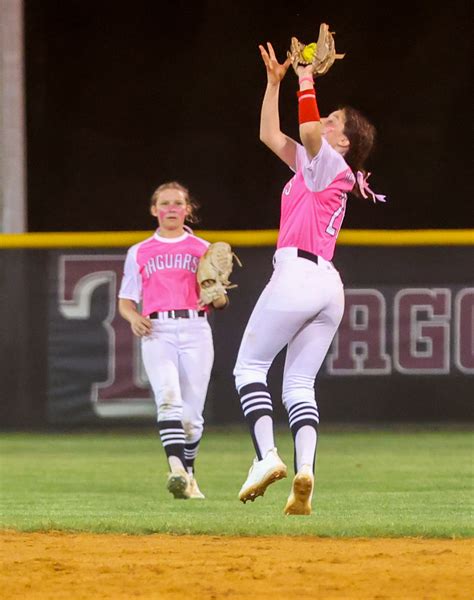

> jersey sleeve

[
  {"left": 193, "top": 235, "right": 211, "bottom": 254},
  {"left": 118, "top": 245, "right": 142, "bottom": 303},
  {"left": 295, "top": 139, "right": 352, "bottom": 193}
]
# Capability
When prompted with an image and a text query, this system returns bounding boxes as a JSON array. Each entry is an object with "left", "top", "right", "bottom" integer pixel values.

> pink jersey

[
  {"left": 277, "top": 138, "right": 356, "bottom": 261},
  {"left": 118, "top": 231, "right": 210, "bottom": 316}
]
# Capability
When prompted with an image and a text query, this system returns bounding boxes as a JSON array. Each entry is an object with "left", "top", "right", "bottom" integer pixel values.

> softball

[{"left": 301, "top": 42, "right": 317, "bottom": 63}]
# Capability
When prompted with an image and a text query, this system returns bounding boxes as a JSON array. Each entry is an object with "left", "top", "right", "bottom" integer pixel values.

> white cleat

[
  {"left": 188, "top": 476, "right": 205, "bottom": 499},
  {"left": 167, "top": 469, "right": 191, "bottom": 499},
  {"left": 284, "top": 464, "right": 314, "bottom": 515},
  {"left": 239, "top": 448, "right": 287, "bottom": 503}
]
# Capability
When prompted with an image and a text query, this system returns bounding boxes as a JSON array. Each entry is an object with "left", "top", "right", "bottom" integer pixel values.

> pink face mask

[{"left": 157, "top": 204, "right": 187, "bottom": 222}]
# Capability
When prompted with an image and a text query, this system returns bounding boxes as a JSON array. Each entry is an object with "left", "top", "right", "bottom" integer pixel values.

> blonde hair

[{"left": 150, "top": 181, "right": 200, "bottom": 224}]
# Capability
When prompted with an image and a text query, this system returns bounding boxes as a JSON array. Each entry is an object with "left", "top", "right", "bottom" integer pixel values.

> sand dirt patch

[{"left": 1, "top": 531, "right": 472, "bottom": 599}]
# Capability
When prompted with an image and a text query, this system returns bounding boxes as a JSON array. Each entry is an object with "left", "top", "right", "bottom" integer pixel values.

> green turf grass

[{"left": 0, "top": 428, "right": 472, "bottom": 537}]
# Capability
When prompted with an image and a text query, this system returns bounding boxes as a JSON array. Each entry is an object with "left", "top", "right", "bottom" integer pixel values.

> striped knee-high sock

[
  {"left": 158, "top": 420, "right": 186, "bottom": 468},
  {"left": 287, "top": 401, "right": 319, "bottom": 473},
  {"left": 239, "top": 382, "right": 274, "bottom": 460},
  {"left": 184, "top": 439, "right": 200, "bottom": 474}
]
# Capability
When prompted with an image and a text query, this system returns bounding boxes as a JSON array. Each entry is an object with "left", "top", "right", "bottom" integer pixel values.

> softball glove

[
  {"left": 288, "top": 23, "right": 345, "bottom": 77},
  {"left": 197, "top": 242, "right": 242, "bottom": 306}
]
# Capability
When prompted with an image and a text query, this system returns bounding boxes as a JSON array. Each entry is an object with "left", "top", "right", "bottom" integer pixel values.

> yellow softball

[{"left": 301, "top": 42, "right": 317, "bottom": 63}]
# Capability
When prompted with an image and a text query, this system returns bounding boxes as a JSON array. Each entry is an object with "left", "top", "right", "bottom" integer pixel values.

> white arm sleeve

[
  {"left": 118, "top": 245, "right": 141, "bottom": 303},
  {"left": 295, "top": 138, "right": 349, "bottom": 192}
]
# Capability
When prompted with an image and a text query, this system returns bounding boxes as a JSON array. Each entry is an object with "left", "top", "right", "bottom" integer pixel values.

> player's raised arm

[
  {"left": 258, "top": 43, "right": 297, "bottom": 170},
  {"left": 295, "top": 64, "right": 323, "bottom": 160}
]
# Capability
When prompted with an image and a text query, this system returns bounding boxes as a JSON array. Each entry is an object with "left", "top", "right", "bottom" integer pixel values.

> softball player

[
  {"left": 234, "top": 44, "right": 385, "bottom": 514},
  {"left": 118, "top": 181, "right": 227, "bottom": 500}
]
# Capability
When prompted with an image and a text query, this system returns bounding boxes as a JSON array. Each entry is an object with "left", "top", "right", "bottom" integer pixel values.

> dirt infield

[{"left": 1, "top": 531, "right": 472, "bottom": 599}]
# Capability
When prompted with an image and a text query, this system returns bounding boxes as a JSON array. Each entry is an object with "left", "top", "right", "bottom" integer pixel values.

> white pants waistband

[{"left": 273, "top": 247, "right": 335, "bottom": 270}]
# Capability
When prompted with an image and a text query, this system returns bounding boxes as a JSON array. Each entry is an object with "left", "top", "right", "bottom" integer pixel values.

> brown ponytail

[{"left": 341, "top": 106, "right": 376, "bottom": 197}]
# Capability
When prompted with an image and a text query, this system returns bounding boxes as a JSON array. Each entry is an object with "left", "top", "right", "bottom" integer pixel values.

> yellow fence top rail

[{"left": 0, "top": 229, "right": 473, "bottom": 248}]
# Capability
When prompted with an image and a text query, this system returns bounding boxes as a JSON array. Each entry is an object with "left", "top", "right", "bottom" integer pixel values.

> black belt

[
  {"left": 297, "top": 249, "right": 319, "bottom": 264},
  {"left": 149, "top": 310, "right": 206, "bottom": 319}
]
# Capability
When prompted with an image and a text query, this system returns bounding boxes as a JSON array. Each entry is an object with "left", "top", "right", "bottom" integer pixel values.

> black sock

[
  {"left": 158, "top": 420, "right": 186, "bottom": 467},
  {"left": 287, "top": 402, "right": 319, "bottom": 473},
  {"left": 184, "top": 438, "right": 201, "bottom": 474},
  {"left": 239, "top": 382, "right": 273, "bottom": 460}
]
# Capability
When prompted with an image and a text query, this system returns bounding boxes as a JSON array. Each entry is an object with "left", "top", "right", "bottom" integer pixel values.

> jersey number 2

[{"left": 325, "top": 194, "right": 347, "bottom": 236}]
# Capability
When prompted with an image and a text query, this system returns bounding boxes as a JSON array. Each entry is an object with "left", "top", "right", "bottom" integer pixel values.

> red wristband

[{"left": 297, "top": 89, "right": 320, "bottom": 124}]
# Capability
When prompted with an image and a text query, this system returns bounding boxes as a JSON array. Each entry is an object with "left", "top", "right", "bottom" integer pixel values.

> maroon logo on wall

[
  {"left": 455, "top": 288, "right": 474, "bottom": 373},
  {"left": 57, "top": 256, "right": 474, "bottom": 417},
  {"left": 393, "top": 289, "right": 451, "bottom": 373},
  {"left": 327, "top": 287, "right": 473, "bottom": 376},
  {"left": 58, "top": 255, "right": 153, "bottom": 417},
  {"left": 327, "top": 289, "right": 391, "bottom": 374}
]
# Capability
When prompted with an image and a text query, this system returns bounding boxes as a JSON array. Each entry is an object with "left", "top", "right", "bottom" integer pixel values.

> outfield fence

[{"left": 1, "top": 230, "right": 473, "bottom": 427}]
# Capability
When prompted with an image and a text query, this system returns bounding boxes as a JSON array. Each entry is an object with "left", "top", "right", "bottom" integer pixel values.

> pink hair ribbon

[{"left": 356, "top": 171, "right": 386, "bottom": 203}]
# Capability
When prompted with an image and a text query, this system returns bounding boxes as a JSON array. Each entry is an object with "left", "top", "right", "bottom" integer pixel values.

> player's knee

[{"left": 156, "top": 387, "right": 182, "bottom": 418}]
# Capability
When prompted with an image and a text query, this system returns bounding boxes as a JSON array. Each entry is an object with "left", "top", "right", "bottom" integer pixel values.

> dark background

[{"left": 24, "top": 0, "right": 472, "bottom": 232}]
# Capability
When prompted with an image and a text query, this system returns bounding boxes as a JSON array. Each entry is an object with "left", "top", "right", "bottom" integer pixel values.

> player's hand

[
  {"left": 296, "top": 64, "right": 314, "bottom": 79},
  {"left": 130, "top": 314, "right": 152, "bottom": 337},
  {"left": 259, "top": 42, "right": 291, "bottom": 85},
  {"left": 212, "top": 293, "right": 229, "bottom": 310}
]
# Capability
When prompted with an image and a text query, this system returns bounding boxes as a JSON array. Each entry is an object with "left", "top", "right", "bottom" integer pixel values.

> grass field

[{"left": 0, "top": 427, "right": 472, "bottom": 538}]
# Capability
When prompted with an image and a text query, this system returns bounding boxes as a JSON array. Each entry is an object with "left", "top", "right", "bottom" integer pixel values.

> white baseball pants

[
  {"left": 234, "top": 247, "right": 344, "bottom": 408},
  {"left": 141, "top": 316, "right": 214, "bottom": 443}
]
